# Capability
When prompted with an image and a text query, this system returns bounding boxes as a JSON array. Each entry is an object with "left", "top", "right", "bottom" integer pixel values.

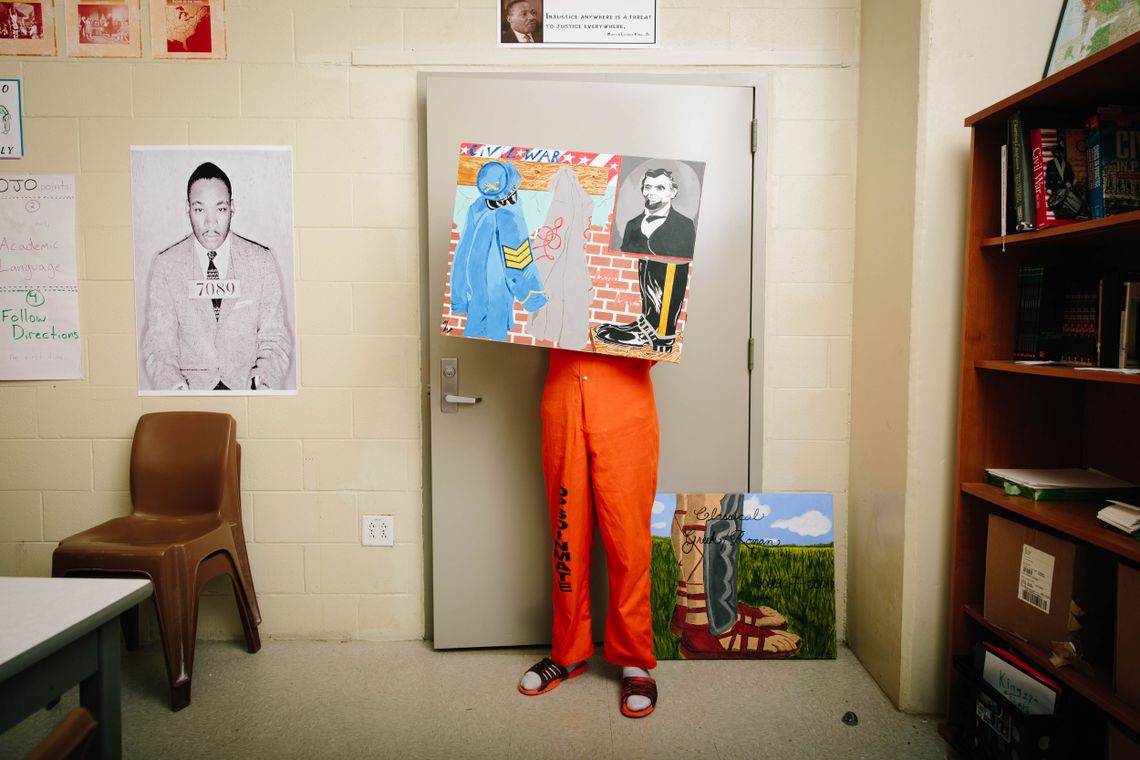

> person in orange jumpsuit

[{"left": 517, "top": 349, "right": 659, "bottom": 718}]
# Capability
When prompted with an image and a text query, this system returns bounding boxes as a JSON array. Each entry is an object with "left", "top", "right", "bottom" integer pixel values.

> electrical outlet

[{"left": 362, "top": 515, "right": 394, "bottom": 547}]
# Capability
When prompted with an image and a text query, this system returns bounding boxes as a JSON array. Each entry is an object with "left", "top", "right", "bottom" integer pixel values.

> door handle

[{"left": 440, "top": 358, "right": 480, "bottom": 413}]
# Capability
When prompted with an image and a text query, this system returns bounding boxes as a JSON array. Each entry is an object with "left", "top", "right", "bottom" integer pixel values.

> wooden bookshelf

[
  {"left": 974, "top": 360, "right": 1140, "bottom": 386},
  {"left": 945, "top": 31, "right": 1140, "bottom": 755},
  {"left": 980, "top": 208, "right": 1140, "bottom": 250},
  {"left": 961, "top": 483, "right": 1140, "bottom": 564}
]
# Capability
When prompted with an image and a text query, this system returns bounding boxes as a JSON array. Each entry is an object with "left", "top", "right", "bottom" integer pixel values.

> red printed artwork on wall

[
  {"left": 149, "top": 0, "right": 225, "bottom": 59},
  {"left": 0, "top": 1, "right": 57, "bottom": 55},
  {"left": 440, "top": 143, "right": 705, "bottom": 363},
  {"left": 67, "top": 0, "right": 142, "bottom": 58}
]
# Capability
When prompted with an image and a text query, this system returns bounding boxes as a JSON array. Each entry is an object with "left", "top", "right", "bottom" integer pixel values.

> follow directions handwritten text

[{"left": 1, "top": 307, "right": 78, "bottom": 340}]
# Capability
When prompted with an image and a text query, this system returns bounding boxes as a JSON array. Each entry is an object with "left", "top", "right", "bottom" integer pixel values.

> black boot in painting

[{"left": 593, "top": 258, "right": 690, "bottom": 353}]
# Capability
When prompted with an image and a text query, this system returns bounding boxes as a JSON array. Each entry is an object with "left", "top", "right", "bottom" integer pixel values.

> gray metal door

[{"left": 426, "top": 75, "right": 760, "bottom": 648}]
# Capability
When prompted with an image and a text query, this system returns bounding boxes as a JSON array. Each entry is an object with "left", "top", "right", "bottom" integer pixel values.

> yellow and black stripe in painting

[
  {"left": 656, "top": 263, "right": 678, "bottom": 338},
  {"left": 502, "top": 240, "right": 534, "bottom": 270}
]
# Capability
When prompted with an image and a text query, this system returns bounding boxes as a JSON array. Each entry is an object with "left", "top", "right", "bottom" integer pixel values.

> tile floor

[{"left": 0, "top": 639, "right": 953, "bottom": 759}]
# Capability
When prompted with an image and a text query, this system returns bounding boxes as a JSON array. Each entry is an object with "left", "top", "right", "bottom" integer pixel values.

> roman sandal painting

[
  {"left": 440, "top": 143, "right": 705, "bottom": 363},
  {"left": 650, "top": 492, "right": 837, "bottom": 660}
]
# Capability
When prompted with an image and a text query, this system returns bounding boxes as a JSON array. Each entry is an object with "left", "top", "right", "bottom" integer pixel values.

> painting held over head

[
  {"left": 650, "top": 492, "right": 837, "bottom": 660},
  {"left": 440, "top": 142, "right": 705, "bottom": 363}
]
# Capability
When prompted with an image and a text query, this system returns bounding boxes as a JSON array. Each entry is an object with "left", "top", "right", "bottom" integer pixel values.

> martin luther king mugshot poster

[
  {"left": 131, "top": 146, "right": 297, "bottom": 395},
  {"left": 439, "top": 143, "right": 705, "bottom": 364}
]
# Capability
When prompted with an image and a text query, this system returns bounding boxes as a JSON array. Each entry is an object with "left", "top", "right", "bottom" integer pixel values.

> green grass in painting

[
  {"left": 650, "top": 537, "right": 837, "bottom": 660},
  {"left": 650, "top": 539, "right": 682, "bottom": 659}
]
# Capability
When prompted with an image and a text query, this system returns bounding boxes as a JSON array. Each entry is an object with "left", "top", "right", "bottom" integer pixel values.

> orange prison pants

[{"left": 541, "top": 349, "right": 659, "bottom": 670}]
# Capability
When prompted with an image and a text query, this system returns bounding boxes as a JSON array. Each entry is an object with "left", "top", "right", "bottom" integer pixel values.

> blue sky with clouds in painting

[{"left": 649, "top": 492, "right": 834, "bottom": 546}]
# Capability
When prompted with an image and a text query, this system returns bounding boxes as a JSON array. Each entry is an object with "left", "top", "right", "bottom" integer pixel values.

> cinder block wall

[{"left": 0, "top": 0, "right": 859, "bottom": 643}]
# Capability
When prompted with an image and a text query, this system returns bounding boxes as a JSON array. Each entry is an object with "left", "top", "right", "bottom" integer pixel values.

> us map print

[
  {"left": 440, "top": 142, "right": 705, "bottom": 364},
  {"left": 150, "top": 0, "right": 225, "bottom": 59}
]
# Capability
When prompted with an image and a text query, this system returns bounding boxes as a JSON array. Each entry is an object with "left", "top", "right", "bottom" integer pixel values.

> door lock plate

[{"left": 440, "top": 358, "right": 481, "bottom": 413}]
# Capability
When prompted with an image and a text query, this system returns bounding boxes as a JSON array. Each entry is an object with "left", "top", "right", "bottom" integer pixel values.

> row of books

[
  {"left": 1015, "top": 264, "right": 1140, "bottom": 367},
  {"left": 1006, "top": 106, "right": 1140, "bottom": 233}
]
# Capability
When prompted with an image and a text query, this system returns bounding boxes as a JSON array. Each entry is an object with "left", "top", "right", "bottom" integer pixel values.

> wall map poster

[
  {"left": 650, "top": 492, "right": 836, "bottom": 660},
  {"left": 0, "top": 175, "right": 82, "bottom": 380},
  {"left": 1045, "top": 0, "right": 1140, "bottom": 77},
  {"left": 440, "top": 142, "right": 705, "bottom": 363}
]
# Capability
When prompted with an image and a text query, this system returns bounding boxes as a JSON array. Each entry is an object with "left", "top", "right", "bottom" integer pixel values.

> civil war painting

[{"left": 439, "top": 142, "right": 705, "bottom": 364}]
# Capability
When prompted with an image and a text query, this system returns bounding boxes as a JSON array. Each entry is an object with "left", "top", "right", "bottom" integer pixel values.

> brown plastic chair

[
  {"left": 24, "top": 707, "right": 97, "bottom": 760},
  {"left": 52, "top": 412, "right": 261, "bottom": 712}
]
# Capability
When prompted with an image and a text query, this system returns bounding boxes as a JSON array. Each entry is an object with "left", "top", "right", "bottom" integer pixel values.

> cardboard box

[
  {"left": 1115, "top": 562, "right": 1140, "bottom": 711},
  {"left": 983, "top": 514, "right": 1111, "bottom": 660}
]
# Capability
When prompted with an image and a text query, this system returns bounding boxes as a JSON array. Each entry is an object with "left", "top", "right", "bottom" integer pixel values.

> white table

[{"left": 0, "top": 577, "right": 153, "bottom": 759}]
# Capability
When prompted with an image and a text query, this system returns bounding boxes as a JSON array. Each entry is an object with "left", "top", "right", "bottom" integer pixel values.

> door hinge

[
  {"left": 750, "top": 118, "right": 758, "bottom": 154},
  {"left": 747, "top": 337, "right": 755, "bottom": 373}
]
